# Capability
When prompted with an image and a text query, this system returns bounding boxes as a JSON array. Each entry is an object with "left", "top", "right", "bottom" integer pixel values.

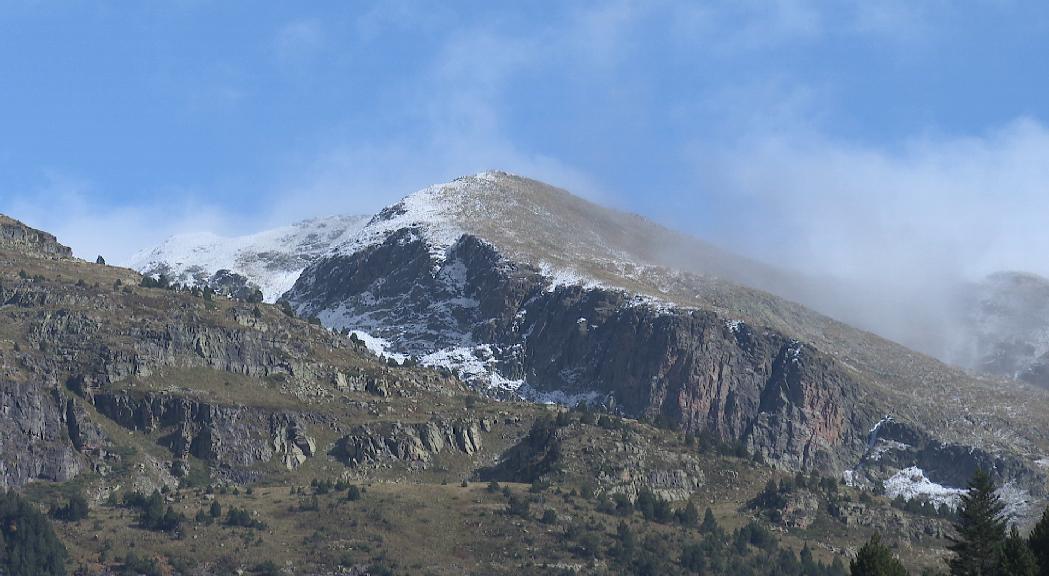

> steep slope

[
  {"left": 281, "top": 172, "right": 1049, "bottom": 502},
  {"left": 129, "top": 214, "right": 369, "bottom": 302}
]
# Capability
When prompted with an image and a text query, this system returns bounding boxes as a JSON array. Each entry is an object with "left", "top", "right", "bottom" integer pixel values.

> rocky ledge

[{"left": 0, "top": 214, "right": 72, "bottom": 258}]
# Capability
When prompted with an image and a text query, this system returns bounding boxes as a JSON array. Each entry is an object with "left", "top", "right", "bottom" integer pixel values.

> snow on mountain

[
  {"left": 129, "top": 214, "right": 369, "bottom": 302},
  {"left": 882, "top": 467, "right": 966, "bottom": 509}
]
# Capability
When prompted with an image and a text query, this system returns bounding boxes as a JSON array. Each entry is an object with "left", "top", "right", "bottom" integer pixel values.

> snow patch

[
  {"left": 420, "top": 345, "right": 524, "bottom": 392},
  {"left": 517, "top": 385, "right": 605, "bottom": 407},
  {"left": 867, "top": 439, "right": 910, "bottom": 461},
  {"left": 332, "top": 174, "right": 502, "bottom": 264},
  {"left": 538, "top": 261, "right": 605, "bottom": 292},
  {"left": 996, "top": 481, "right": 1036, "bottom": 522},
  {"left": 883, "top": 467, "right": 965, "bottom": 509},
  {"left": 350, "top": 331, "right": 407, "bottom": 364},
  {"left": 130, "top": 215, "right": 369, "bottom": 302}
]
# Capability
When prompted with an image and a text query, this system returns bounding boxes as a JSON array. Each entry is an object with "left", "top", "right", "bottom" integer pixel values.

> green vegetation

[
  {"left": 850, "top": 534, "right": 907, "bottom": 576},
  {"left": 122, "top": 490, "right": 183, "bottom": 532},
  {"left": 0, "top": 490, "right": 67, "bottom": 576},
  {"left": 1031, "top": 506, "right": 1049, "bottom": 576},
  {"left": 944, "top": 469, "right": 1047, "bottom": 576},
  {"left": 49, "top": 492, "right": 89, "bottom": 522}
]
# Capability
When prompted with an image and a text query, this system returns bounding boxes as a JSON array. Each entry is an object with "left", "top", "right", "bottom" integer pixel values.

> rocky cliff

[
  {"left": 0, "top": 214, "right": 72, "bottom": 258},
  {"left": 0, "top": 233, "right": 482, "bottom": 490}
]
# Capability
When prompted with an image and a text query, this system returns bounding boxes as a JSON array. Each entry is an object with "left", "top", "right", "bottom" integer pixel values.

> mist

[{"left": 680, "top": 117, "right": 1049, "bottom": 367}]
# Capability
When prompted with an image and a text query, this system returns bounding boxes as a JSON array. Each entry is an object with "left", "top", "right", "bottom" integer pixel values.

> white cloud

[
  {"left": 687, "top": 117, "right": 1049, "bottom": 359},
  {"left": 705, "top": 117, "right": 1049, "bottom": 280},
  {"left": 3, "top": 172, "right": 232, "bottom": 266}
]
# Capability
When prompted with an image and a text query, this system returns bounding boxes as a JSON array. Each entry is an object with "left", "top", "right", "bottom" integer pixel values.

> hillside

[
  {"left": 2, "top": 211, "right": 1048, "bottom": 574},
  {"left": 0, "top": 211, "right": 964, "bottom": 575}
]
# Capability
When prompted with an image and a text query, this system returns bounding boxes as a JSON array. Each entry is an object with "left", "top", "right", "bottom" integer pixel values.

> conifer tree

[
  {"left": 700, "top": 506, "right": 719, "bottom": 534},
  {"left": 997, "top": 525, "right": 1037, "bottom": 576},
  {"left": 0, "top": 491, "right": 67, "bottom": 576},
  {"left": 1030, "top": 506, "right": 1049, "bottom": 576},
  {"left": 850, "top": 534, "right": 907, "bottom": 576},
  {"left": 947, "top": 469, "right": 1007, "bottom": 576}
]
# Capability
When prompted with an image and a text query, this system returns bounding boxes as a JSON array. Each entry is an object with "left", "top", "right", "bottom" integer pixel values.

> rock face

[
  {"left": 86, "top": 391, "right": 318, "bottom": 474},
  {"left": 482, "top": 416, "right": 705, "bottom": 502},
  {"left": 0, "top": 257, "right": 365, "bottom": 486},
  {"left": 0, "top": 214, "right": 72, "bottom": 258},
  {"left": 271, "top": 414, "right": 317, "bottom": 470},
  {"left": 0, "top": 382, "right": 93, "bottom": 488},
  {"left": 286, "top": 231, "right": 876, "bottom": 472},
  {"left": 331, "top": 418, "right": 484, "bottom": 469}
]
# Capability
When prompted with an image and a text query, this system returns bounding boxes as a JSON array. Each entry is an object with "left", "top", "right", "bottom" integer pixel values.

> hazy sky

[{"left": 2, "top": 0, "right": 1048, "bottom": 286}]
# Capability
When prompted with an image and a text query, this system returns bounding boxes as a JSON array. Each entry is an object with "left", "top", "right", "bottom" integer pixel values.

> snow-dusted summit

[
  {"left": 129, "top": 171, "right": 1049, "bottom": 521},
  {"left": 130, "top": 214, "right": 369, "bottom": 302}
]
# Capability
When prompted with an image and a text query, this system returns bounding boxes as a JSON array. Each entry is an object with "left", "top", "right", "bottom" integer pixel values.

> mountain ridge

[{"left": 129, "top": 173, "right": 1049, "bottom": 513}]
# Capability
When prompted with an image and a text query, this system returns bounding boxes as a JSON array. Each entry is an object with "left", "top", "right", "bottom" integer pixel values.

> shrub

[
  {"left": 507, "top": 495, "right": 530, "bottom": 518},
  {"left": 50, "top": 492, "right": 89, "bottom": 522}
]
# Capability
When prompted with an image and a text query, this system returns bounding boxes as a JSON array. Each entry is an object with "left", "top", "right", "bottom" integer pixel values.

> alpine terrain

[
  {"left": 0, "top": 173, "right": 1047, "bottom": 575},
  {"left": 146, "top": 172, "right": 1049, "bottom": 508}
]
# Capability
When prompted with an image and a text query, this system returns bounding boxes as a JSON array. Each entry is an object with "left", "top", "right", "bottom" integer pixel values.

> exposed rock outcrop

[
  {"left": 287, "top": 232, "right": 876, "bottom": 473},
  {"left": 0, "top": 214, "right": 72, "bottom": 258},
  {"left": 84, "top": 390, "right": 319, "bottom": 475},
  {"left": 0, "top": 382, "right": 86, "bottom": 488},
  {"left": 271, "top": 413, "right": 317, "bottom": 470},
  {"left": 331, "top": 418, "right": 484, "bottom": 469}
]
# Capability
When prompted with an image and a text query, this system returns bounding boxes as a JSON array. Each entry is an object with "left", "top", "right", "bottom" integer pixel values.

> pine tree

[
  {"left": 0, "top": 491, "right": 68, "bottom": 576},
  {"left": 1030, "top": 506, "right": 1049, "bottom": 576},
  {"left": 678, "top": 500, "right": 699, "bottom": 527},
  {"left": 850, "top": 534, "right": 907, "bottom": 576},
  {"left": 947, "top": 469, "right": 1007, "bottom": 576},
  {"left": 700, "top": 506, "right": 719, "bottom": 534},
  {"left": 997, "top": 525, "right": 1037, "bottom": 576}
]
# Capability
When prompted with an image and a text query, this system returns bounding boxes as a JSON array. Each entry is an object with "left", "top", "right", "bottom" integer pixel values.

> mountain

[
  {"left": 128, "top": 214, "right": 369, "bottom": 302},
  {"left": 265, "top": 172, "right": 1047, "bottom": 502},
  {"left": 4, "top": 205, "right": 1049, "bottom": 573},
  {"left": 0, "top": 213, "right": 900, "bottom": 574}
]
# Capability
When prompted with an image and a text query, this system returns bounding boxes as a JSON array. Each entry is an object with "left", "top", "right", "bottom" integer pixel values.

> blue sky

[{"left": 2, "top": 0, "right": 1049, "bottom": 282}]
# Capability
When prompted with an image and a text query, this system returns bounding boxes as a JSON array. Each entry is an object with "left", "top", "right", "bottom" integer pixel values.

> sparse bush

[
  {"left": 50, "top": 492, "right": 89, "bottom": 522},
  {"left": 507, "top": 494, "right": 530, "bottom": 518},
  {"left": 346, "top": 485, "right": 362, "bottom": 501}
]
